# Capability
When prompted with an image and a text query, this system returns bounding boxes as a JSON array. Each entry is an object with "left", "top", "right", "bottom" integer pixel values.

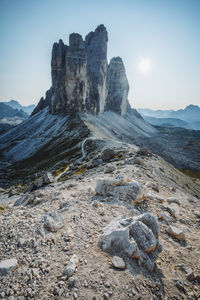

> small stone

[
  {"left": 175, "top": 279, "right": 186, "bottom": 292},
  {"left": 194, "top": 211, "right": 200, "bottom": 218},
  {"left": 103, "top": 292, "right": 109, "bottom": 300},
  {"left": 111, "top": 256, "right": 126, "bottom": 270},
  {"left": 43, "top": 211, "right": 64, "bottom": 233},
  {"left": 167, "top": 197, "right": 180, "bottom": 205},
  {"left": 68, "top": 277, "right": 78, "bottom": 288},
  {"left": 101, "top": 148, "right": 115, "bottom": 162},
  {"left": 63, "top": 254, "right": 78, "bottom": 278},
  {"left": 158, "top": 212, "right": 171, "bottom": 223},
  {"left": 195, "top": 273, "right": 200, "bottom": 283},
  {"left": 0, "top": 258, "right": 18, "bottom": 276},
  {"left": 18, "top": 238, "right": 26, "bottom": 247},
  {"left": 73, "top": 292, "right": 78, "bottom": 299},
  {"left": 105, "top": 165, "right": 115, "bottom": 173},
  {"left": 166, "top": 206, "right": 176, "bottom": 218},
  {"left": 104, "top": 281, "right": 110, "bottom": 288},
  {"left": 186, "top": 269, "right": 195, "bottom": 281},
  {"left": 167, "top": 226, "right": 185, "bottom": 241}
]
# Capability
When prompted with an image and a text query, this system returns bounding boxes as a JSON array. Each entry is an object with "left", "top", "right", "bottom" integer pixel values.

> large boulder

[
  {"left": 98, "top": 213, "right": 162, "bottom": 271},
  {"left": 98, "top": 216, "right": 138, "bottom": 257},
  {"left": 95, "top": 177, "right": 147, "bottom": 204}
]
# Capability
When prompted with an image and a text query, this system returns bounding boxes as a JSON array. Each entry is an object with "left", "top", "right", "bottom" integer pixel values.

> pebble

[
  {"left": 167, "top": 226, "right": 185, "bottom": 241},
  {"left": 167, "top": 197, "right": 180, "bottom": 205},
  {"left": 111, "top": 256, "right": 126, "bottom": 270},
  {"left": 194, "top": 211, "right": 200, "bottom": 218},
  {"left": 73, "top": 292, "right": 78, "bottom": 299},
  {"left": 103, "top": 292, "right": 109, "bottom": 300},
  {"left": 104, "top": 281, "right": 111, "bottom": 288},
  {"left": 63, "top": 254, "right": 78, "bottom": 278}
]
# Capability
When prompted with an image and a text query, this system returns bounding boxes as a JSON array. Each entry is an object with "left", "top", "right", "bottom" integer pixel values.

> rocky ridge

[{"left": 0, "top": 145, "right": 200, "bottom": 299}]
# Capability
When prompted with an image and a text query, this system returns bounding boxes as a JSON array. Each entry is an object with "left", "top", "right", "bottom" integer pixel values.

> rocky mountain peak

[
  {"left": 32, "top": 25, "right": 130, "bottom": 116},
  {"left": 106, "top": 57, "right": 129, "bottom": 115},
  {"left": 69, "top": 33, "right": 84, "bottom": 49}
]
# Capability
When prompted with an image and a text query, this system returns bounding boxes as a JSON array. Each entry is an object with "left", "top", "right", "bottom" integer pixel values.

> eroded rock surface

[
  {"left": 32, "top": 25, "right": 130, "bottom": 116},
  {"left": 98, "top": 213, "right": 162, "bottom": 271}
]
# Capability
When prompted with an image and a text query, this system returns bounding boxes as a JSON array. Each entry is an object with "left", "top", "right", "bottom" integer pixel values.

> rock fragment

[
  {"left": 194, "top": 211, "right": 200, "bottom": 218},
  {"left": 111, "top": 256, "right": 126, "bottom": 270},
  {"left": 130, "top": 221, "right": 157, "bottom": 253},
  {"left": 0, "top": 258, "right": 18, "bottom": 277},
  {"left": 101, "top": 148, "right": 115, "bottom": 162},
  {"left": 167, "top": 225, "right": 185, "bottom": 241},
  {"left": 28, "top": 172, "right": 55, "bottom": 192},
  {"left": 43, "top": 211, "right": 64, "bottom": 233},
  {"left": 167, "top": 197, "right": 180, "bottom": 205},
  {"left": 63, "top": 255, "right": 78, "bottom": 278}
]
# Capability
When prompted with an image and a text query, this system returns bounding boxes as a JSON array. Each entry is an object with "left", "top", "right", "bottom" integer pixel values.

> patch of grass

[
  {"left": 74, "top": 167, "right": 87, "bottom": 176},
  {"left": 55, "top": 164, "right": 70, "bottom": 177},
  {"left": 0, "top": 206, "right": 5, "bottom": 214},
  {"left": 180, "top": 169, "right": 200, "bottom": 179}
]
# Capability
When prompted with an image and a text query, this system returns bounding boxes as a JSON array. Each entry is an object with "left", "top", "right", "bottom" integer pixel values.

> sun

[{"left": 138, "top": 58, "right": 152, "bottom": 73}]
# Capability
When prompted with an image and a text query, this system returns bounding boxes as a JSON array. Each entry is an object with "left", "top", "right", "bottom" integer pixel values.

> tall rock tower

[{"left": 32, "top": 25, "right": 130, "bottom": 116}]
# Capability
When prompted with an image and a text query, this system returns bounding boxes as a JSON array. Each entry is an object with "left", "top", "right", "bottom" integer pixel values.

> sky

[{"left": 0, "top": 0, "right": 200, "bottom": 110}]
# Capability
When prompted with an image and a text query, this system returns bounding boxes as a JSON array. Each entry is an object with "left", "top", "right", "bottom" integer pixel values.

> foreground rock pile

[{"left": 0, "top": 147, "right": 200, "bottom": 299}]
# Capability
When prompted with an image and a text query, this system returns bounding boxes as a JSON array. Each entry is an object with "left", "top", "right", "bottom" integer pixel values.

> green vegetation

[{"left": 180, "top": 169, "right": 200, "bottom": 179}]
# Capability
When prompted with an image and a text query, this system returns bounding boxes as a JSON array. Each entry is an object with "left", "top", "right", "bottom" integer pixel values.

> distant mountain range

[
  {"left": 0, "top": 100, "right": 35, "bottom": 133},
  {"left": 137, "top": 105, "right": 200, "bottom": 130},
  {"left": 2, "top": 100, "right": 35, "bottom": 115}
]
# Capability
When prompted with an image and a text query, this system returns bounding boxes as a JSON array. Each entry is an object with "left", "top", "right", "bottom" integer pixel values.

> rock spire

[{"left": 32, "top": 25, "right": 130, "bottom": 116}]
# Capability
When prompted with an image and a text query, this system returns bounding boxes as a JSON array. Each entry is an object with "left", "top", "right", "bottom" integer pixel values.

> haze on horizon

[{"left": 0, "top": 0, "right": 200, "bottom": 110}]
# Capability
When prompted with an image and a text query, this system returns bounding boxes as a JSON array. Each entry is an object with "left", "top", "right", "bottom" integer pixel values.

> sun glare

[{"left": 138, "top": 58, "right": 152, "bottom": 73}]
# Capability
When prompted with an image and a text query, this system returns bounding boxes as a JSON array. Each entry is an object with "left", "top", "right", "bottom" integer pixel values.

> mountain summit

[
  {"left": 32, "top": 25, "right": 129, "bottom": 116},
  {"left": 0, "top": 25, "right": 156, "bottom": 187},
  {"left": 2, "top": 100, "right": 35, "bottom": 115},
  {"left": 0, "top": 25, "right": 199, "bottom": 188}
]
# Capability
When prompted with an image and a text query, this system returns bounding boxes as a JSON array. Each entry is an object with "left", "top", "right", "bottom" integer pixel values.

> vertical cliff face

[
  {"left": 50, "top": 34, "right": 88, "bottom": 114},
  {"left": 85, "top": 25, "right": 108, "bottom": 114},
  {"left": 106, "top": 57, "right": 129, "bottom": 115},
  {"left": 32, "top": 25, "right": 130, "bottom": 116}
]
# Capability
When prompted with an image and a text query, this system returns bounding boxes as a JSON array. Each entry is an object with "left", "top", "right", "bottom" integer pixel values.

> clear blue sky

[{"left": 0, "top": 0, "right": 200, "bottom": 109}]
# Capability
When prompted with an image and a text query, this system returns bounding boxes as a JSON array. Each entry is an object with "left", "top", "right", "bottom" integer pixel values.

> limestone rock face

[
  {"left": 98, "top": 213, "right": 162, "bottom": 271},
  {"left": 85, "top": 24, "right": 108, "bottom": 114},
  {"left": 106, "top": 57, "right": 129, "bottom": 115},
  {"left": 32, "top": 25, "right": 131, "bottom": 116}
]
